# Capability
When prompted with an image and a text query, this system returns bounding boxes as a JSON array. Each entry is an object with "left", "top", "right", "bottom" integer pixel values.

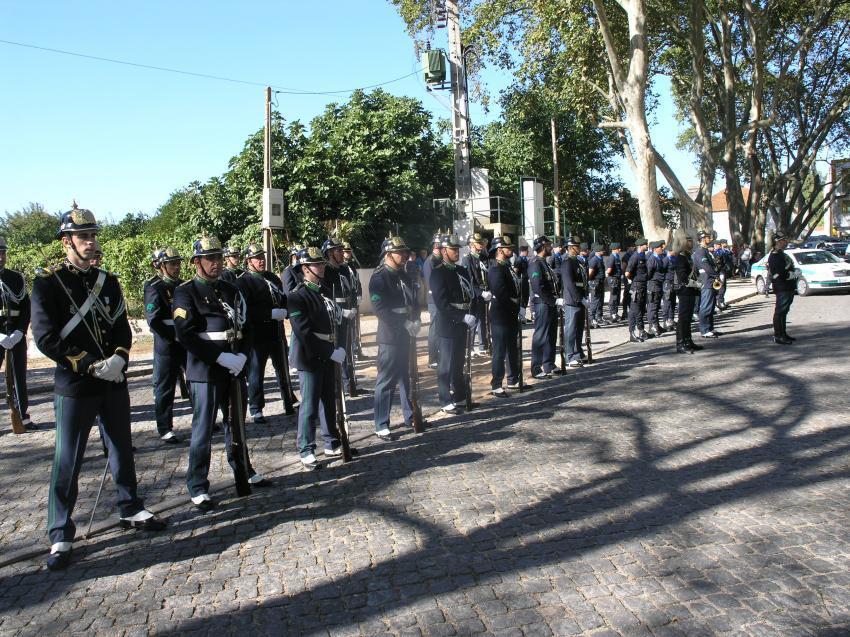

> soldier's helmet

[
  {"left": 468, "top": 232, "right": 489, "bottom": 247},
  {"left": 57, "top": 201, "right": 100, "bottom": 239},
  {"left": 245, "top": 243, "right": 266, "bottom": 259},
  {"left": 532, "top": 235, "right": 550, "bottom": 253},
  {"left": 432, "top": 231, "right": 446, "bottom": 246},
  {"left": 381, "top": 236, "right": 410, "bottom": 255},
  {"left": 223, "top": 245, "right": 242, "bottom": 259},
  {"left": 321, "top": 237, "right": 343, "bottom": 255},
  {"left": 489, "top": 235, "right": 514, "bottom": 254},
  {"left": 296, "top": 246, "right": 326, "bottom": 267},
  {"left": 696, "top": 229, "right": 710, "bottom": 241},
  {"left": 156, "top": 247, "right": 183, "bottom": 264},
  {"left": 441, "top": 234, "right": 462, "bottom": 249},
  {"left": 192, "top": 236, "right": 223, "bottom": 259},
  {"left": 566, "top": 236, "right": 581, "bottom": 247},
  {"left": 0, "top": 236, "right": 8, "bottom": 252}
]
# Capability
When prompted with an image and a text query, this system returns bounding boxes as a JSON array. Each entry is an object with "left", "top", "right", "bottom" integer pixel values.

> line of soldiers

[{"left": 16, "top": 201, "right": 777, "bottom": 571}]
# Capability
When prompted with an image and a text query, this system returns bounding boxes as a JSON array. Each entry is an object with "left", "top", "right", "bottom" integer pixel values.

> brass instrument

[{"left": 712, "top": 278, "right": 723, "bottom": 291}]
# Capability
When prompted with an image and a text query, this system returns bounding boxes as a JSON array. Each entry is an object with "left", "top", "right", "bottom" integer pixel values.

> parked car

[{"left": 751, "top": 248, "right": 850, "bottom": 296}]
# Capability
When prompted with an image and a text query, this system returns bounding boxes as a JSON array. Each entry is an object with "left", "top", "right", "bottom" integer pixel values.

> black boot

[{"left": 676, "top": 343, "right": 694, "bottom": 354}]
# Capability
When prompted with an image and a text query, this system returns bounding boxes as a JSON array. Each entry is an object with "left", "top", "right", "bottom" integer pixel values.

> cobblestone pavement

[{"left": 1, "top": 287, "right": 849, "bottom": 636}]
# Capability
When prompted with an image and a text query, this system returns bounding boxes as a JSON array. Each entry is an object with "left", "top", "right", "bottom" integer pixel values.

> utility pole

[
  {"left": 551, "top": 116, "right": 561, "bottom": 239},
  {"left": 446, "top": 0, "right": 473, "bottom": 215},
  {"left": 263, "top": 86, "right": 274, "bottom": 272}
]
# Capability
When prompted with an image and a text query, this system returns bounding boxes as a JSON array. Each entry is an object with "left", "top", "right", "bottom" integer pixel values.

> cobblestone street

[{"left": 1, "top": 289, "right": 849, "bottom": 636}]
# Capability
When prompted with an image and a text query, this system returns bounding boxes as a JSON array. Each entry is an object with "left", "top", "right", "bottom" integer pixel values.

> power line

[{"left": 0, "top": 38, "right": 422, "bottom": 96}]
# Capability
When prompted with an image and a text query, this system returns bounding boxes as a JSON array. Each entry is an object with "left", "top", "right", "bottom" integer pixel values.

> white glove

[
  {"left": 9, "top": 330, "right": 23, "bottom": 347},
  {"left": 0, "top": 335, "right": 12, "bottom": 350},
  {"left": 519, "top": 308, "right": 527, "bottom": 321},
  {"left": 463, "top": 314, "right": 477, "bottom": 328},
  {"left": 342, "top": 308, "right": 356, "bottom": 320},
  {"left": 555, "top": 298, "right": 565, "bottom": 307},
  {"left": 216, "top": 352, "right": 247, "bottom": 376},
  {"left": 271, "top": 308, "right": 288, "bottom": 321},
  {"left": 330, "top": 347, "right": 346, "bottom": 364},
  {"left": 91, "top": 354, "right": 126, "bottom": 383},
  {"left": 404, "top": 320, "right": 421, "bottom": 337},
  {"left": 481, "top": 291, "right": 493, "bottom": 302}
]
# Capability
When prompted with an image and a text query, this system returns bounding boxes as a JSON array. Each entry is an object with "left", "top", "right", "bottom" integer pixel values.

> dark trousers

[
  {"left": 187, "top": 379, "right": 257, "bottom": 497},
  {"left": 698, "top": 287, "right": 717, "bottom": 334},
  {"left": 647, "top": 286, "right": 662, "bottom": 328},
  {"left": 531, "top": 303, "right": 557, "bottom": 375},
  {"left": 621, "top": 279, "right": 631, "bottom": 318},
  {"left": 296, "top": 367, "right": 340, "bottom": 457},
  {"left": 427, "top": 303, "right": 440, "bottom": 365},
  {"left": 3, "top": 339, "right": 29, "bottom": 416},
  {"left": 490, "top": 320, "right": 519, "bottom": 388},
  {"left": 473, "top": 302, "right": 490, "bottom": 351},
  {"left": 588, "top": 282, "right": 604, "bottom": 322},
  {"left": 336, "top": 318, "right": 353, "bottom": 387},
  {"left": 437, "top": 334, "right": 466, "bottom": 406},
  {"left": 676, "top": 291, "right": 696, "bottom": 345},
  {"left": 247, "top": 338, "right": 286, "bottom": 415},
  {"left": 373, "top": 341, "right": 413, "bottom": 431},
  {"left": 608, "top": 283, "right": 621, "bottom": 318},
  {"left": 716, "top": 279, "right": 728, "bottom": 307},
  {"left": 628, "top": 283, "right": 646, "bottom": 333},
  {"left": 563, "top": 304, "right": 585, "bottom": 362},
  {"left": 662, "top": 283, "right": 676, "bottom": 322},
  {"left": 152, "top": 346, "right": 185, "bottom": 436},
  {"left": 49, "top": 386, "right": 143, "bottom": 543},
  {"left": 773, "top": 290, "right": 795, "bottom": 337}
]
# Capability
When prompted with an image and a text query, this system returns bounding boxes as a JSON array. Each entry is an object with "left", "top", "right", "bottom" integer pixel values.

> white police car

[{"left": 752, "top": 248, "right": 850, "bottom": 296}]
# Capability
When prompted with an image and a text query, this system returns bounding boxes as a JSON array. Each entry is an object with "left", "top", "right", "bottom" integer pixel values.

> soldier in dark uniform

[
  {"left": 143, "top": 247, "right": 186, "bottom": 443},
  {"left": 429, "top": 234, "right": 474, "bottom": 414},
  {"left": 461, "top": 232, "right": 491, "bottom": 356},
  {"left": 715, "top": 238, "right": 734, "bottom": 310},
  {"left": 0, "top": 235, "right": 36, "bottom": 430},
  {"left": 604, "top": 242, "right": 623, "bottom": 322},
  {"left": 516, "top": 245, "right": 531, "bottom": 323},
  {"left": 669, "top": 229, "right": 702, "bottom": 354},
  {"left": 625, "top": 238, "right": 649, "bottom": 342},
  {"left": 287, "top": 247, "right": 348, "bottom": 469},
  {"left": 32, "top": 204, "right": 166, "bottom": 570},
  {"left": 487, "top": 236, "right": 521, "bottom": 395},
  {"left": 282, "top": 244, "right": 304, "bottom": 293},
  {"left": 342, "top": 241, "right": 363, "bottom": 357},
  {"left": 173, "top": 236, "right": 270, "bottom": 511},
  {"left": 422, "top": 233, "right": 443, "bottom": 368},
  {"left": 219, "top": 245, "right": 244, "bottom": 286},
  {"left": 547, "top": 242, "right": 564, "bottom": 277},
  {"left": 661, "top": 247, "right": 677, "bottom": 331},
  {"left": 238, "top": 243, "right": 290, "bottom": 423},
  {"left": 321, "top": 238, "right": 359, "bottom": 391},
  {"left": 768, "top": 233, "right": 797, "bottom": 345},
  {"left": 578, "top": 242, "right": 590, "bottom": 264},
  {"left": 558, "top": 237, "right": 587, "bottom": 367},
  {"left": 694, "top": 230, "right": 720, "bottom": 338},
  {"left": 528, "top": 235, "right": 558, "bottom": 379},
  {"left": 620, "top": 242, "right": 635, "bottom": 320},
  {"left": 646, "top": 240, "right": 667, "bottom": 336},
  {"left": 370, "top": 237, "right": 420, "bottom": 438},
  {"left": 586, "top": 243, "right": 606, "bottom": 328}
]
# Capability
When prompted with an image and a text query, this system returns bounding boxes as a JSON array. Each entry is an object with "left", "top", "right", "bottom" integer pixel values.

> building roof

[{"left": 711, "top": 187, "right": 750, "bottom": 213}]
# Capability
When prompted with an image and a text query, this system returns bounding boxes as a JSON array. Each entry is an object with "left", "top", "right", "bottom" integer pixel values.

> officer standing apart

[
  {"left": 287, "top": 247, "right": 348, "bottom": 469},
  {"left": 143, "top": 247, "right": 187, "bottom": 444},
  {"left": 322, "top": 238, "right": 359, "bottom": 390},
  {"left": 528, "top": 235, "right": 559, "bottom": 379},
  {"left": 604, "top": 242, "right": 622, "bottom": 322},
  {"left": 462, "top": 233, "right": 492, "bottom": 356},
  {"left": 669, "top": 229, "right": 702, "bottom": 354},
  {"left": 646, "top": 240, "right": 667, "bottom": 336},
  {"left": 625, "top": 238, "right": 649, "bottom": 342},
  {"left": 238, "top": 243, "right": 289, "bottom": 424},
  {"left": 0, "top": 236, "right": 36, "bottom": 430},
  {"left": 220, "top": 245, "right": 244, "bottom": 285},
  {"left": 32, "top": 204, "right": 166, "bottom": 570},
  {"left": 586, "top": 243, "right": 606, "bottom": 328},
  {"left": 487, "top": 236, "right": 522, "bottom": 395},
  {"left": 173, "top": 236, "right": 270, "bottom": 512},
  {"left": 429, "top": 235, "right": 474, "bottom": 414},
  {"left": 558, "top": 237, "right": 587, "bottom": 367},
  {"left": 370, "top": 237, "right": 421, "bottom": 439},
  {"left": 768, "top": 233, "right": 797, "bottom": 345},
  {"left": 694, "top": 230, "right": 720, "bottom": 338},
  {"left": 422, "top": 233, "right": 443, "bottom": 369}
]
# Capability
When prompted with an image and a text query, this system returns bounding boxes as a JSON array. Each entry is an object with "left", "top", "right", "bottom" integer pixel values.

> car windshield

[{"left": 794, "top": 251, "right": 840, "bottom": 265}]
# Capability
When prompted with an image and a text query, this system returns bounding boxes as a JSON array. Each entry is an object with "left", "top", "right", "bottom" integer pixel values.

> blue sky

[{"left": 0, "top": 0, "right": 696, "bottom": 221}]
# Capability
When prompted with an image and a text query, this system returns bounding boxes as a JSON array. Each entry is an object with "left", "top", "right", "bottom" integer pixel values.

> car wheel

[
  {"left": 796, "top": 277, "right": 810, "bottom": 296},
  {"left": 755, "top": 276, "right": 766, "bottom": 294}
]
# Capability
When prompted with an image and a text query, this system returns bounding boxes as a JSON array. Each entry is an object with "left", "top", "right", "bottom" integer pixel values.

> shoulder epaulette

[
  {"left": 35, "top": 264, "right": 62, "bottom": 278},
  {"left": 177, "top": 279, "right": 193, "bottom": 287}
]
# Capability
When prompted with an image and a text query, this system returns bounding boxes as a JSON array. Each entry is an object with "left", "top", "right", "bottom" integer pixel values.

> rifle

[
  {"left": 4, "top": 349, "right": 25, "bottom": 434},
  {"left": 516, "top": 309, "right": 525, "bottom": 391},
  {"left": 464, "top": 321, "right": 474, "bottom": 411},
  {"left": 227, "top": 335, "right": 252, "bottom": 497},
  {"left": 277, "top": 331, "right": 296, "bottom": 415},
  {"left": 346, "top": 317, "right": 358, "bottom": 398},
  {"left": 558, "top": 305, "right": 567, "bottom": 374},
  {"left": 408, "top": 327, "right": 425, "bottom": 433},
  {"left": 331, "top": 317, "right": 353, "bottom": 462},
  {"left": 583, "top": 299, "right": 594, "bottom": 364},
  {"left": 480, "top": 259, "right": 492, "bottom": 354},
  {"left": 177, "top": 367, "right": 190, "bottom": 400}
]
